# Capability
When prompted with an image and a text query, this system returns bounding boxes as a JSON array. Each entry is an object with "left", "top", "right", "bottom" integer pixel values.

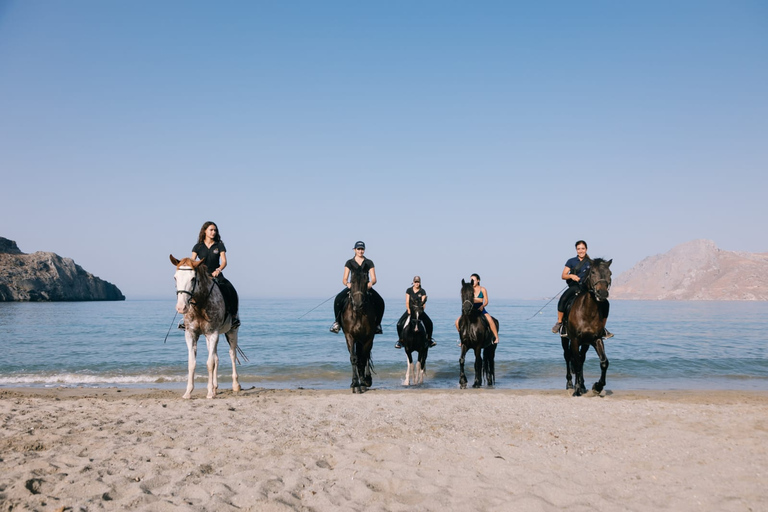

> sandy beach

[{"left": 1, "top": 387, "right": 766, "bottom": 511}]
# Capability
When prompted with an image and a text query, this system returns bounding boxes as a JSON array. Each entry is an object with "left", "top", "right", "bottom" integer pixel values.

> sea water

[{"left": 1, "top": 299, "right": 766, "bottom": 391}]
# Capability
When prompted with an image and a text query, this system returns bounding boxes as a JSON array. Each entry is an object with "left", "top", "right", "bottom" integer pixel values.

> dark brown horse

[
  {"left": 458, "top": 279, "right": 498, "bottom": 389},
  {"left": 341, "top": 267, "right": 380, "bottom": 393},
  {"left": 560, "top": 258, "right": 612, "bottom": 396},
  {"left": 401, "top": 294, "right": 429, "bottom": 385}
]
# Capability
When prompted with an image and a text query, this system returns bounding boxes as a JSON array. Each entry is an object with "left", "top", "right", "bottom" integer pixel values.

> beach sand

[{"left": 1, "top": 387, "right": 766, "bottom": 511}]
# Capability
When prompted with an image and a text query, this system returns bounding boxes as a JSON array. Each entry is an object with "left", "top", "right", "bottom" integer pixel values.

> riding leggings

[
  {"left": 334, "top": 288, "right": 385, "bottom": 325},
  {"left": 557, "top": 283, "right": 610, "bottom": 318},
  {"left": 396, "top": 311, "right": 434, "bottom": 340}
]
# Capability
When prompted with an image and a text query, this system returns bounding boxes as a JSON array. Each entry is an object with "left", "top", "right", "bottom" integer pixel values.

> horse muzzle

[{"left": 176, "top": 290, "right": 192, "bottom": 314}]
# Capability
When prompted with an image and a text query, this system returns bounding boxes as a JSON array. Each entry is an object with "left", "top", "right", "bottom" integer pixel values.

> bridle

[
  {"left": 176, "top": 267, "right": 215, "bottom": 307},
  {"left": 587, "top": 267, "right": 611, "bottom": 300}
]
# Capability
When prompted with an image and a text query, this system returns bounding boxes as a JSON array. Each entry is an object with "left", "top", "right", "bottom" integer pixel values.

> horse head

[
  {"left": 170, "top": 254, "right": 206, "bottom": 314},
  {"left": 409, "top": 294, "right": 423, "bottom": 330},
  {"left": 461, "top": 279, "right": 475, "bottom": 315},
  {"left": 588, "top": 258, "right": 612, "bottom": 302},
  {"left": 348, "top": 267, "right": 369, "bottom": 313}
]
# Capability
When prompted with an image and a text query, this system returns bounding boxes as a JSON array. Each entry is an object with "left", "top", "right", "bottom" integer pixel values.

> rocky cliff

[
  {"left": 0, "top": 237, "right": 125, "bottom": 302},
  {"left": 611, "top": 239, "right": 768, "bottom": 301}
]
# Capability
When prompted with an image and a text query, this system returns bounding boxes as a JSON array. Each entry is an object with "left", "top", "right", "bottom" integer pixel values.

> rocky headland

[
  {"left": 611, "top": 239, "right": 768, "bottom": 301},
  {"left": 0, "top": 237, "right": 124, "bottom": 301}
]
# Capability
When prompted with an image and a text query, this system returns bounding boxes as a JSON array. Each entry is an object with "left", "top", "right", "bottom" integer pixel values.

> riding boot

[
  {"left": 376, "top": 324, "right": 383, "bottom": 334},
  {"left": 603, "top": 328, "right": 614, "bottom": 339},
  {"left": 395, "top": 339, "right": 402, "bottom": 349},
  {"left": 551, "top": 322, "right": 562, "bottom": 334},
  {"left": 330, "top": 322, "right": 341, "bottom": 333},
  {"left": 429, "top": 338, "right": 437, "bottom": 348},
  {"left": 178, "top": 321, "right": 185, "bottom": 330},
  {"left": 231, "top": 314, "right": 241, "bottom": 329}
]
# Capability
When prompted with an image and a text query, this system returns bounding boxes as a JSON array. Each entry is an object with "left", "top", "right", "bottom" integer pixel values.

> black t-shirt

[
  {"left": 345, "top": 257, "right": 374, "bottom": 273},
  {"left": 406, "top": 287, "right": 427, "bottom": 307},
  {"left": 193, "top": 241, "right": 226, "bottom": 274}
]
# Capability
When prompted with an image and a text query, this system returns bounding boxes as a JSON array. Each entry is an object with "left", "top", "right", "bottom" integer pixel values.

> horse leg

[
  {"left": 225, "top": 331, "right": 241, "bottom": 393},
  {"left": 459, "top": 345, "right": 469, "bottom": 389},
  {"left": 561, "top": 336, "right": 573, "bottom": 390},
  {"left": 362, "top": 350, "right": 372, "bottom": 391},
  {"left": 205, "top": 333, "right": 220, "bottom": 399},
  {"left": 571, "top": 341, "right": 587, "bottom": 397},
  {"left": 417, "top": 351, "right": 427, "bottom": 385},
  {"left": 484, "top": 344, "right": 496, "bottom": 387},
  {"left": 183, "top": 331, "right": 198, "bottom": 399},
  {"left": 348, "top": 337, "right": 361, "bottom": 393},
  {"left": 473, "top": 347, "right": 483, "bottom": 388},
  {"left": 591, "top": 338, "right": 609, "bottom": 395},
  {"left": 404, "top": 350, "right": 413, "bottom": 386}
]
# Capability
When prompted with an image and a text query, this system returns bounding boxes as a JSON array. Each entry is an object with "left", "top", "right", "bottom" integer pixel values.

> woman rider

[
  {"left": 551, "top": 240, "right": 612, "bottom": 338},
  {"left": 186, "top": 221, "right": 240, "bottom": 329},
  {"left": 394, "top": 275, "right": 436, "bottom": 349},
  {"left": 330, "top": 241, "right": 385, "bottom": 335},
  {"left": 455, "top": 273, "right": 500, "bottom": 344}
]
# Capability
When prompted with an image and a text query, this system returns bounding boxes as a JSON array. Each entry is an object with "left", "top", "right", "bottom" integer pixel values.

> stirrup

[
  {"left": 429, "top": 339, "right": 437, "bottom": 348},
  {"left": 603, "top": 328, "right": 614, "bottom": 339},
  {"left": 178, "top": 321, "right": 185, "bottom": 330},
  {"left": 394, "top": 341, "right": 402, "bottom": 349},
  {"left": 375, "top": 325, "right": 383, "bottom": 334}
]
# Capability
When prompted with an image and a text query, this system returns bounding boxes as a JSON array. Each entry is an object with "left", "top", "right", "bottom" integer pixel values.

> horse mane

[{"left": 591, "top": 257, "right": 608, "bottom": 266}]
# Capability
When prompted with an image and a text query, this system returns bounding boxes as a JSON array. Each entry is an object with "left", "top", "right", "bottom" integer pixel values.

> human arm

[
  {"left": 213, "top": 252, "right": 226, "bottom": 278},
  {"left": 405, "top": 292, "right": 411, "bottom": 314},
  {"left": 561, "top": 265, "right": 580, "bottom": 283},
  {"left": 368, "top": 267, "right": 377, "bottom": 289},
  {"left": 342, "top": 266, "right": 351, "bottom": 288}
]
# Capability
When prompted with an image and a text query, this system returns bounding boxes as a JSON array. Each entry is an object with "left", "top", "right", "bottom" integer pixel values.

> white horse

[{"left": 170, "top": 255, "right": 242, "bottom": 399}]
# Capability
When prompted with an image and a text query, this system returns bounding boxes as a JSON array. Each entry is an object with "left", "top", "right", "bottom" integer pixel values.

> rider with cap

[
  {"left": 330, "top": 241, "right": 385, "bottom": 335},
  {"left": 395, "top": 275, "right": 436, "bottom": 349}
]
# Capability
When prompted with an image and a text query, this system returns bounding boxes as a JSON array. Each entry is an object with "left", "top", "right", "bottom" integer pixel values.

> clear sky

[{"left": 2, "top": 1, "right": 766, "bottom": 301}]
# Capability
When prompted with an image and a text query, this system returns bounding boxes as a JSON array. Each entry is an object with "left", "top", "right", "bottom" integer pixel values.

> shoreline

[
  {"left": 2, "top": 388, "right": 767, "bottom": 511},
  {"left": 3, "top": 385, "right": 768, "bottom": 401}
]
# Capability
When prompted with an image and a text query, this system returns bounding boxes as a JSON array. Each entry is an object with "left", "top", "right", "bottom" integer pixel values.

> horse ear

[
  {"left": 606, "top": 259, "right": 613, "bottom": 267},
  {"left": 462, "top": 279, "right": 466, "bottom": 286},
  {"left": 170, "top": 254, "right": 180, "bottom": 266},
  {"left": 193, "top": 259, "right": 205, "bottom": 268}
]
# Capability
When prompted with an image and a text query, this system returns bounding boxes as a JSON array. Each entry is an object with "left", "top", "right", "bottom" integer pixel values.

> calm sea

[{"left": 1, "top": 299, "right": 766, "bottom": 391}]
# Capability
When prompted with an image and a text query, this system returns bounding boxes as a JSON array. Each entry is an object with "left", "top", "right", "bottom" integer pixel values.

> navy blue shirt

[{"left": 565, "top": 256, "right": 590, "bottom": 281}]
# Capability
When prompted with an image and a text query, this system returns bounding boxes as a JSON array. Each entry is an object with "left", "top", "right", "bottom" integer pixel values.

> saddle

[{"left": 213, "top": 276, "right": 239, "bottom": 319}]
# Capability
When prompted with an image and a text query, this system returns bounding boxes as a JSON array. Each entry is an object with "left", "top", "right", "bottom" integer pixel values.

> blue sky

[{"left": 1, "top": 1, "right": 766, "bottom": 300}]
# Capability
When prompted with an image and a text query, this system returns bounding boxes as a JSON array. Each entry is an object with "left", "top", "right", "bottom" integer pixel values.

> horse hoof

[
  {"left": 566, "top": 382, "right": 574, "bottom": 390},
  {"left": 460, "top": 383, "right": 467, "bottom": 389},
  {"left": 472, "top": 383, "right": 481, "bottom": 388},
  {"left": 182, "top": 393, "right": 191, "bottom": 400}
]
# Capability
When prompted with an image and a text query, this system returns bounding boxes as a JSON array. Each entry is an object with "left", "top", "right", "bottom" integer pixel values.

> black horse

[
  {"left": 400, "top": 295, "right": 430, "bottom": 385},
  {"left": 457, "top": 279, "right": 498, "bottom": 389},
  {"left": 560, "top": 258, "right": 612, "bottom": 396},
  {"left": 341, "top": 267, "right": 382, "bottom": 393}
]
